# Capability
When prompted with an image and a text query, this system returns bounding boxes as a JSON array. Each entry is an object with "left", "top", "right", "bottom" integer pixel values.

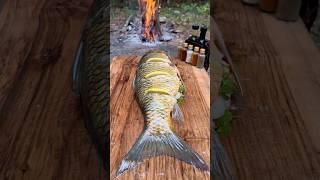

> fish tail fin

[
  {"left": 115, "top": 129, "right": 209, "bottom": 177},
  {"left": 212, "top": 128, "right": 237, "bottom": 179},
  {"left": 72, "top": 41, "right": 83, "bottom": 95}
]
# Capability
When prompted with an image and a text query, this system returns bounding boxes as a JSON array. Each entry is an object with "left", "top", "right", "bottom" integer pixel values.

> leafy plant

[
  {"left": 216, "top": 110, "right": 233, "bottom": 136},
  {"left": 220, "top": 72, "right": 237, "bottom": 100},
  {"left": 160, "top": 2, "right": 209, "bottom": 25}
]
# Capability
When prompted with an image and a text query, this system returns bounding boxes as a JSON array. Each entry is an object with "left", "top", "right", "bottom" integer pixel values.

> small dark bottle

[
  {"left": 191, "top": 24, "right": 200, "bottom": 42},
  {"left": 199, "top": 26, "right": 208, "bottom": 45}
]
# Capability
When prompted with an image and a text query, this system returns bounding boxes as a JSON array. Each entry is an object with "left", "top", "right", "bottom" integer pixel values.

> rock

[
  {"left": 212, "top": 96, "right": 231, "bottom": 119},
  {"left": 127, "top": 25, "right": 132, "bottom": 31},
  {"left": 159, "top": 16, "right": 167, "bottom": 23},
  {"left": 159, "top": 33, "right": 173, "bottom": 42},
  {"left": 124, "top": 14, "right": 133, "bottom": 27},
  {"left": 173, "top": 10, "right": 180, "bottom": 15},
  {"left": 166, "top": 22, "right": 174, "bottom": 29},
  {"left": 171, "top": 29, "right": 183, "bottom": 33}
]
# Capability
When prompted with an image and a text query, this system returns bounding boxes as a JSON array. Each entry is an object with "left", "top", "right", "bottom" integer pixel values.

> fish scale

[{"left": 72, "top": 0, "right": 109, "bottom": 171}]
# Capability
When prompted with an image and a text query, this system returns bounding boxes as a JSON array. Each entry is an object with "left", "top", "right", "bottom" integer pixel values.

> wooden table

[
  {"left": 0, "top": 0, "right": 108, "bottom": 179},
  {"left": 110, "top": 56, "right": 210, "bottom": 179},
  {"left": 214, "top": 0, "right": 320, "bottom": 179}
]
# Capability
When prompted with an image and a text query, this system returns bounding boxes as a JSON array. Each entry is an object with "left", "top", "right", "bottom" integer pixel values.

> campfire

[{"left": 140, "top": 0, "right": 162, "bottom": 41}]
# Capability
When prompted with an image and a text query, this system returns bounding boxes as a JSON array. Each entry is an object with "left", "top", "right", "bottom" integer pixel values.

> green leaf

[
  {"left": 177, "top": 96, "right": 184, "bottom": 106},
  {"left": 178, "top": 84, "right": 185, "bottom": 94},
  {"left": 216, "top": 110, "right": 233, "bottom": 136},
  {"left": 220, "top": 72, "right": 237, "bottom": 100}
]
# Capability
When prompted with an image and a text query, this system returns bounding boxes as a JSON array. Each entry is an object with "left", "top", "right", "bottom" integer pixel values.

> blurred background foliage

[{"left": 111, "top": 0, "right": 210, "bottom": 26}]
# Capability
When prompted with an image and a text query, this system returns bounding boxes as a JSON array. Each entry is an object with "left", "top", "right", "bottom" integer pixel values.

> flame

[{"left": 143, "top": 0, "right": 156, "bottom": 41}]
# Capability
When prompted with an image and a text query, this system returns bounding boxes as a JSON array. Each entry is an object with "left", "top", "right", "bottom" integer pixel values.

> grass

[
  {"left": 161, "top": 2, "right": 210, "bottom": 26},
  {"left": 110, "top": 1, "right": 210, "bottom": 27}
]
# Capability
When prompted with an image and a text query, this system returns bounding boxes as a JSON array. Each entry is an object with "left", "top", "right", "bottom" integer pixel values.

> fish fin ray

[
  {"left": 212, "top": 122, "right": 236, "bottom": 179},
  {"left": 72, "top": 41, "right": 83, "bottom": 95},
  {"left": 115, "top": 129, "right": 209, "bottom": 177},
  {"left": 172, "top": 103, "right": 184, "bottom": 123}
]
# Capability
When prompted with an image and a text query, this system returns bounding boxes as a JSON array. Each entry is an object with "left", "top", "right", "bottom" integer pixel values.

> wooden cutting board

[{"left": 110, "top": 55, "right": 210, "bottom": 180}]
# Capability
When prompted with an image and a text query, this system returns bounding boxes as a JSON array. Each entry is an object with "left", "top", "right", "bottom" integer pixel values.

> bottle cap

[
  {"left": 200, "top": 48, "right": 205, "bottom": 54},
  {"left": 183, "top": 42, "right": 188, "bottom": 48},
  {"left": 192, "top": 24, "right": 200, "bottom": 30},
  {"left": 188, "top": 44, "right": 193, "bottom": 49},
  {"left": 200, "top": 25, "right": 207, "bottom": 31},
  {"left": 194, "top": 47, "right": 200, "bottom": 52}
]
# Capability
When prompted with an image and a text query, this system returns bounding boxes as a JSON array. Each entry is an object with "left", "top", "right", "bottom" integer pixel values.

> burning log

[{"left": 139, "top": 0, "right": 162, "bottom": 41}]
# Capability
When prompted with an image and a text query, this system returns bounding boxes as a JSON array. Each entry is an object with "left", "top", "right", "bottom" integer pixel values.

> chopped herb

[
  {"left": 179, "top": 84, "right": 185, "bottom": 94},
  {"left": 177, "top": 96, "right": 184, "bottom": 106}
]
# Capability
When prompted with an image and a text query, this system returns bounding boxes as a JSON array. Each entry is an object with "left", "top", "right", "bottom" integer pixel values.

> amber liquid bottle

[
  {"left": 259, "top": 0, "right": 278, "bottom": 13},
  {"left": 276, "top": 0, "right": 301, "bottom": 21}
]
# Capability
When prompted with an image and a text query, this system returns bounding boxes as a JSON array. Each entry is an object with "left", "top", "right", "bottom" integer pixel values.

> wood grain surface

[
  {"left": 110, "top": 56, "right": 210, "bottom": 180},
  {"left": 0, "top": 0, "right": 108, "bottom": 179},
  {"left": 214, "top": 0, "right": 320, "bottom": 179}
]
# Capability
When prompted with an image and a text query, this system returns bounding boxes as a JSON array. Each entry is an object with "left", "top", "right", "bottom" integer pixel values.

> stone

[
  {"left": 159, "top": 33, "right": 173, "bottom": 42},
  {"left": 159, "top": 16, "right": 167, "bottom": 23},
  {"left": 127, "top": 25, "right": 132, "bottom": 31},
  {"left": 173, "top": 10, "right": 181, "bottom": 15},
  {"left": 171, "top": 29, "right": 183, "bottom": 33}
]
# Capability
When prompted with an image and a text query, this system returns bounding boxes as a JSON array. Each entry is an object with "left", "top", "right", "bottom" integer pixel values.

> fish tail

[
  {"left": 212, "top": 127, "right": 237, "bottom": 179},
  {"left": 72, "top": 41, "right": 83, "bottom": 96},
  {"left": 115, "top": 128, "right": 209, "bottom": 177}
]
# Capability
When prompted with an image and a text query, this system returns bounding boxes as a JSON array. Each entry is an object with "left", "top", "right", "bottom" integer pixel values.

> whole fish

[
  {"left": 116, "top": 50, "right": 209, "bottom": 176},
  {"left": 72, "top": 0, "right": 109, "bottom": 171}
]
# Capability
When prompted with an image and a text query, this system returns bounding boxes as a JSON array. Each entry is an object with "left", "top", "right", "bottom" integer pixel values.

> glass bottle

[
  {"left": 191, "top": 24, "right": 200, "bottom": 42},
  {"left": 181, "top": 43, "right": 188, "bottom": 61},
  {"left": 197, "top": 48, "right": 206, "bottom": 68},
  {"left": 185, "top": 44, "right": 193, "bottom": 64},
  {"left": 242, "top": 0, "right": 259, "bottom": 5},
  {"left": 259, "top": 0, "right": 278, "bottom": 13},
  {"left": 276, "top": 0, "right": 301, "bottom": 21},
  {"left": 177, "top": 43, "right": 183, "bottom": 60},
  {"left": 199, "top": 26, "right": 208, "bottom": 45},
  {"left": 191, "top": 47, "right": 199, "bottom": 66}
]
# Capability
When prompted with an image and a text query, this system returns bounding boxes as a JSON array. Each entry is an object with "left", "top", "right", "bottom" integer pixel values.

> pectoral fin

[{"left": 172, "top": 103, "right": 184, "bottom": 123}]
